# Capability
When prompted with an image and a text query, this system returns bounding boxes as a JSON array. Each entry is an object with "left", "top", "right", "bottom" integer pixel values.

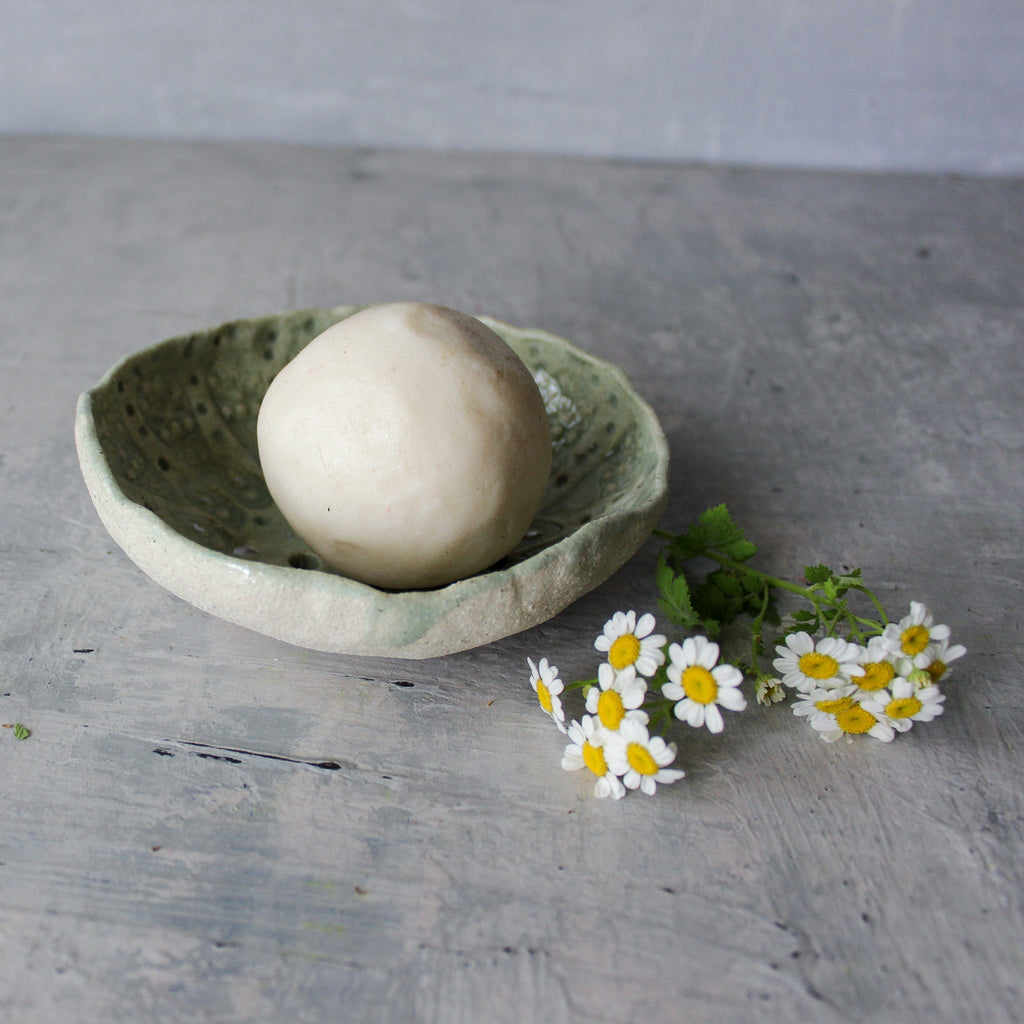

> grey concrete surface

[{"left": 0, "top": 135, "right": 1022, "bottom": 1023}]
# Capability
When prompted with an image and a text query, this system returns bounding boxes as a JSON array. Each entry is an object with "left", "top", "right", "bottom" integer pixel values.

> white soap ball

[{"left": 256, "top": 302, "right": 552, "bottom": 589}]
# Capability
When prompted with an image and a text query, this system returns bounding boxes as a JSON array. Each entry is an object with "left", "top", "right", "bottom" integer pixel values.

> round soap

[{"left": 256, "top": 302, "right": 552, "bottom": 590}]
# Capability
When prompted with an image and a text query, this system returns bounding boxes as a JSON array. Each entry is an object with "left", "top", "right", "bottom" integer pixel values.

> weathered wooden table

[{"left": 2, "top": 136, "right": 1021, "bottom": 1023}]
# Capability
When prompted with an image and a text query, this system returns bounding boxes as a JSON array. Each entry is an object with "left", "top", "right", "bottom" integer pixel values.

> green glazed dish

[{"left": 75, "top": 306, "right": 669, "bottom": 658}]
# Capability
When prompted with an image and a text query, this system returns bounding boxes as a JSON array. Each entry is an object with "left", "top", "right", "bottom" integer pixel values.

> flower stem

[
  {"left": 705, "top": 551, "right": 806, "bottom": 596},
  {"left": 699, "top": 551, "right": 887, "bottom": 640}
]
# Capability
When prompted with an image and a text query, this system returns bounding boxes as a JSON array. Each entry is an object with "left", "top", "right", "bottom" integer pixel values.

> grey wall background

[{"left": 2, "top": 0, "right": 1022, "bottom": 174}]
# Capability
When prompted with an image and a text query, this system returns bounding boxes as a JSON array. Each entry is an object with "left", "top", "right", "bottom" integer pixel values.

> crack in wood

[
  {"left": 148, "top": 738, "right": 349, "bottom": 772},
  {"left": 351, "top": 676, "right": 416, "bottom": 688}
]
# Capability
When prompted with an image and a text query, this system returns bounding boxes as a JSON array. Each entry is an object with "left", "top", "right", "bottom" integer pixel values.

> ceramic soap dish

[{"left": 75, "top": 306, "right": 669, "bottom": 658}]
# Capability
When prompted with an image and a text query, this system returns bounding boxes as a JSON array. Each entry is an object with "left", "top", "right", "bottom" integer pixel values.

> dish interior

[{"left": 89, "top": 307, "right": 664, "bottom": 585}]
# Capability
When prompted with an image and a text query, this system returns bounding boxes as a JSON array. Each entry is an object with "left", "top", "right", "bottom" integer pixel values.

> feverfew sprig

[
  {"left": 531, "top": 608, "right": 744, "bottom": 800},
  {"left": 526, "top": 505, "right": 965, "bottom": 799}
]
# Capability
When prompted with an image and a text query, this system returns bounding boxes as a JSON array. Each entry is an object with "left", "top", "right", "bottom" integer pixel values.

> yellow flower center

[
  {"left": 886, "top": 696, "right": 923, "bottom": 720},
  {"left": 626, "top": 742, "right": 659, "bottom": 776},
  {"left": 815, "top": 695, "right": 855, "bottom": 714},
  {"left": 681, "top": 665, "right": 718, "bottom": 705},
  {"left": 835, "top": 704, "right": 878, "bottom": 734},
  {"left": 582, "top": 741, "right": 607, "bottom": 778},
  {"left": 609, "top": 633, "right": 642, "bottom": 670},
  {"left": 858, "top": 661, "right": 895, "bottom": 692},
  {"left": 798, "top": 651, "right": 839, "bottom": 680},
  {"left": 597, "top": 689, "right": 626, "bottom": 730},
  {"left": 535, "top": 678, "right": 552, "bottom": 714},
  {"left": 926, "top": 660, "right": 947, "bottom": 683},
  {"left": 900, "top": 624, "right": 930, "bottom": 656}
]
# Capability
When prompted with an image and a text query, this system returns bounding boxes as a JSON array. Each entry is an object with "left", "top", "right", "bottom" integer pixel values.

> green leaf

[
  {"left": 655, "top": 551, "right": 675, "bottom": 594},
  {"left": 715, "top": 572, "right": 744, "bottom": 598},
  {"left": 701, "top": 618, "right": 722, "bottom": 639},
  {"left": 699, "top": 504, "right": 737, "bottom": 538},
  {"left": 663, "top": 504, "right": 757, "bottom": 564},
  {"left": 693, "top": 568, "right": 766, "bottom": 628},
  {"left": 723, "top": 537, "right": 758, "bottom": 562},
  {"left": 664, "top": 522, "right": 712, "bottom": 563},
  {"left": 12, "top": 722, "right": 30, "bottom": 740},
  {"left": 834, "top": 569, "right": 864, "bottom": 596},
  {"left": 656, "top": 554, "right": 699, "bottom": 629},
  {"left": 784, "top": 620, "right": 814, "bottom": 636},
  {"left": 804, "top": 564, "right": 835, "bottom": 586},
  {"left": 698, "top": 505, "right": 758, "bottom": 561}
]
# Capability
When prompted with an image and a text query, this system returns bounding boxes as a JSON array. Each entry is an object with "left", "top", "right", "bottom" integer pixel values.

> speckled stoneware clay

[{"left": 75, "top": 306, "right": 669, "bottom": 658}]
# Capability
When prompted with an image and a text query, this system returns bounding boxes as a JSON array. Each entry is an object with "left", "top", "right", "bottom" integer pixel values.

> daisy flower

[
  {"left": 850, "top": 636, "right": 900, "bottom": 698},
  {"left": 594, "top": 610, "right": 666, "bottom": 678},
  {"left": 526, "top": 656, "right": 567, "bottom": 733},
  {"left": 806, "top": 693, "right": 895, "bottom": 743},
  {"left": 604, "top": 719, "right": 685, "bottom": 796},
  {"left": 772, "top": 632, "right": 864, "bottom": 692},
  {"left": 881, "top": 601, "right": 952, "bottom": 660},
  {"left": 791, "top": 682, "right": 859, "bottom": 728},
  {"left": 561, "top": 716, "right": 626, "bottom": 800},
  {"left": 585, "top": 662, "right": 648, "bottom": 732},
  {"left": 861, "top": 677, "right": 946, "bottom": 732},
  {"left": 909, "top": 636, "right": 966, "bottom": 686},
  {"left": 662, "top": 636, "right": 746, "bottom": 734}
]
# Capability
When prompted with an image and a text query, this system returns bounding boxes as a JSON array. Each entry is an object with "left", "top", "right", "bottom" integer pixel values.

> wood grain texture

[{"left": 1, "top": 136, "right": 1022, "bottom": 1023}]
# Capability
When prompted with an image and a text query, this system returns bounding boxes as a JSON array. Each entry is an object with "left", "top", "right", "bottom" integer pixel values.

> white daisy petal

[
  {"left": 813, "top": 723, "right": 845, "bottom": 743},
  {"left": 774, "top": 631, "right": 814, "bottom": 665},
  {"left": 717, "top": 686, "right": 748, "bottom": 712},
  {"left": 868, "top": 719, "right": 896, "bottom": 742},
  {"left": 704, "top": 703, "right": 724, "bottom": 734},
  {"left": 693, "top": 636, "right": 721, "bottom": 669},
  {"left": 633, "top": 650, "right": 665, "bottom": 677},
  {"left": 635, "top": 612, "right": 656, "bottom": 639},
  {"left": 683, "top": 700, "right": 705, "bottom": 728},
  {"left": 661, "top": 681, "right": 684, "bottom": 703},
  {"left": 593, "top": 775, "right": 626, "bottom": 800},
  {"left": 713, "top": 663, "right": 744, "bottom": 689}
]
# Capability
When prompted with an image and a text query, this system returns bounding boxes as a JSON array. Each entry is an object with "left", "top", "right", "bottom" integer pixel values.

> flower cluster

[
  {"left": 775, "top": 602, "right": 963, "bottom": 742},
  {"left": 526, "top": 508, "right": 966, "bottom": 800},
  {"left": 528, "top": 611, "right": 747, "bottom": 799}
]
